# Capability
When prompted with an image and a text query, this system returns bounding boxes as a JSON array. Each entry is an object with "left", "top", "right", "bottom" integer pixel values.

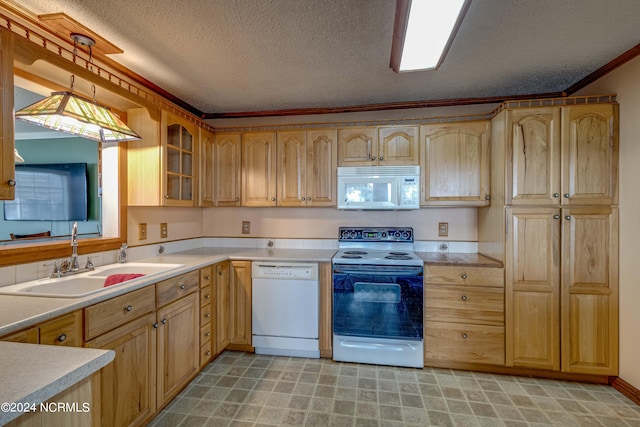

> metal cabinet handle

[
  {"left": 7, "top": 179, "right": 16, "bottom": 187},
  {"left": 57, "top": 333, "right": 67, "bottom": 342},
  {"left": 218, "top": 271, "right": 224, "bottom": 276},
  {"left": 161, "top": 318, "right": 167, "bottom": 325},
  {"left": 462, "top": 333, "right": 468, "bottom": 339},
  {"left": 461, "top": 274, "right": 467, "bottom": 280},
  {"left": 204, "top": 275, "right": 210, "bottom": 280},
  {"left": 204, "top": 294, "right": 210, "bottom": 299},
  {"left": 379, "top": 156, "right": 384, "bottom": 161},
  {"left": 235, "top": 198, "right": 240, "bottom": 202},
  {"left": 125, "top": 305, "right": 133, "bottom": 312},
  {"left": 564, "top": 193, "right": 571, "bottom": 198},
  {"left": 205, "top": 332, "right": 210, "bottom": 337},
  {"left": 179, "top": 284, "right": 186, "bottom": 290},
  {"left": 553, "top": 214, "right": 560, "bottom": 219},
  {"left": 553, "top": 193, "right": 560, "bottom": 198},
  {"left": 485, "top": 195, "right": 491, "bottom": 201},
  {"left": 165, "top": 194, "right": 170, "bottom": 199},
  {"left": 461, "top": 295, "right": 467, "bottom": 301},
  {"left": 565, "top": 215, "right": 572, "bottom": 220},
  {"left": 371, "top": 156, "right": 377, "bottom": 161},
  {"left": 153, "top": 322, "right": 159, "bottom": 329},
  {"left": 205, "top": 350, "right": 211, "bottom": 356},
  {"left": 271, "top": 197, "right": 276, "bottom": 202},
  {"left": 205, "top": 313, "right": 210, "bottom": 318}
]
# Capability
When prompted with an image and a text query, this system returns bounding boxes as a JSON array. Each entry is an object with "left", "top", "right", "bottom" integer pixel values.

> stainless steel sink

[{"left": 0, "top": 262, "right": 185, "bottom": 298}]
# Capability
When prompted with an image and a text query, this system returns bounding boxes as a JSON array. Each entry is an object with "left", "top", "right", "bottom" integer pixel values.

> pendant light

[{"left": 15, "top": 34, "right": 141, "bottom": 143}]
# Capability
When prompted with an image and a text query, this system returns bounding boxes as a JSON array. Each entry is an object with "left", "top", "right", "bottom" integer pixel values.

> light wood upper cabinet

[
  {"left": 561, "top": 206, "right": 618, "bottom": 375},
  {"left": 278, "top": 129, "right": 337, "bottom": 207},
  {"left": 278, "top": 131, "right": 307, "bottom": 206},
  {"left": 338, "top": 128, "right": 377, "bottom": 166},
  {"left": 127, "top": 109, "right": 198, "bottom": 206},
  {"left": 213, "top": 133, "right": 242, "bottom": 206},
  {"left": 561, "top": 104, "right": 618, "bottom": 206},
  {"left": 242, "top": 132, "right": 277, "bottom": 206},
  {"left": 0, "top": 31, "right": 15, "bottom": 201},
  {"left": 505, "top": 207, "right": 560, "bottom": 371},
  {"left": 338, "top": 126, "right": 418, "bottom": 166},
  {"left": 378, "top": 126, "right": 419, "bottom": 165},
  {"left": 506, "top": 108, "right": 561, "bottom": 205},
  {"left": 198, "top": 128, "right": 215, "bottom": 207},
  {"left": 420, "top": 121, "right": 490, "bottom": 206},
  {"left": 504, "top": 104, "right": 617, "bottom": 207}
]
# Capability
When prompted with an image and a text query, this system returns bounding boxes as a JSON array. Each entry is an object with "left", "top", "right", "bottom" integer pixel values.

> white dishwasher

[{"left": 252, "top": 262, "right": 319, "bottom": 358}]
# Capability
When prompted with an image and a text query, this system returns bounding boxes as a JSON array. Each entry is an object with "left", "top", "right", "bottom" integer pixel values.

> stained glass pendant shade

[{"left": 15, "top": 85, "right": 141, "bottom": 143}]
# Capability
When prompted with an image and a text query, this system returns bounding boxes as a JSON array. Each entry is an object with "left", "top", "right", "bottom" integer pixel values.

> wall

[
  {"left": 127, "top": 206, "right": 203, "bottom": 246},
  {"left": 576, "top": 56, "right": 640, "bottom": 389}
]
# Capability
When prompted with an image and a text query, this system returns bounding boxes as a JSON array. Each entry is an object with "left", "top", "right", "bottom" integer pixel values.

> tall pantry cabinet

[{"left": 479, "top": 101, "right": 619, "bottom": 376}]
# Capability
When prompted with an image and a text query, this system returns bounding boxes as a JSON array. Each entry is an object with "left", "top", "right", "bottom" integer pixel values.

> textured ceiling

[{"left": 10, "top": 0, "right": 640, "bottom": 115}]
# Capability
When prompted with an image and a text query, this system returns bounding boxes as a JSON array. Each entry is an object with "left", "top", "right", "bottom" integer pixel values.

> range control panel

[{"left": 338, "top": 227, "right": 414, "bottom": 242}]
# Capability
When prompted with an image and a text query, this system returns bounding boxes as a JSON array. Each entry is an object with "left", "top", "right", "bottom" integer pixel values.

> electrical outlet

[
  {"left": 242, "top": 221, "right": 251, "bottom": 234},
  {"left": 438, "top": 242, "right": 449, "bottom": 253},
  {"left": 138, "top": 223, "right": 147, "bottom": 240},
  {"left": 160, "top": 223, "right": 168, "bottom": 238},
  {"left": 438, "top": 222, "right": 449, "bottom": 237}
]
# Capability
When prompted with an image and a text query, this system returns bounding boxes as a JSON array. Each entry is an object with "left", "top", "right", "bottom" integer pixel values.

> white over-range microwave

[{"left": 337, "top": 166, "right": 420, "bottom": 210}]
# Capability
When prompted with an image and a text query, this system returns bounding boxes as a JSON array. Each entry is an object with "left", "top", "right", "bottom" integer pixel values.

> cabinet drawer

[
  {"left": 200, "top": 322, "right": 212, "bottom": 344},
  {"left": 157, "top": 270, "right": 199, "bottom": 307},
  {"left": 200, "top": 305, "right": 212, "bottom": 325},
  {"left": 425, "top": 266, "right": 504, "bottom": 288},
  {"left": 425, "top": 322, "right": 505, "bottom": 365},
  {"left": 425, "top": 285, "right": 504, "bottom": 326},
  {"left": 200, "top": 267, "right": 213, "bottom": 289},
  {"left": 85, "top": 286, "right": 156, "bottom": 340},
  {"left": 39, "top": 310, "right": 83, "bottom": 347},
  {"left": 200, "top": 285, "right": 213, "bottom": 307},
  {"left": 200, "top": 341, "right": 213, "bottom": 367}
]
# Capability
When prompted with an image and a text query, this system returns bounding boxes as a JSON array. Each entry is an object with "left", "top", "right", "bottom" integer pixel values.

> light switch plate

[
  {"left": 160, "top": 223, "right": 168, "bottom": 239},
  {"left": 438, "top": 222, "right": 449, "bottom": 237},
  {"left": 138, "top": 223, "right": 147, "bottom": 240}
]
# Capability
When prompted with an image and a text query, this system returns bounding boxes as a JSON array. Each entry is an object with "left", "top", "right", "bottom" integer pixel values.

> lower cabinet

[
  {"left": 228, "top": 260, "right": 252, "bottom": 350},
  {"left": 1, "top": 310, "right": 83, "bottom": 347},
  {"left": 85, "top": 313, "right": 157, "bottom": 427},
  {"left": 215, "top": 261, "right": 231, "bottom": 354},
  {"left": 425, "top": 265, "right": 505, "bottom": 366},
  {"left": 84, "top": 271, "right": 200, "bottom": 427}
]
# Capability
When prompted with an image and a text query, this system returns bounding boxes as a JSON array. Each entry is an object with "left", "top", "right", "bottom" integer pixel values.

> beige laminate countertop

[
  {"left": 0, "top": 342, "right": 114, "bottom": 425},
  {"left": 417, "top": 251, "right": 503, "bottom": 268}
]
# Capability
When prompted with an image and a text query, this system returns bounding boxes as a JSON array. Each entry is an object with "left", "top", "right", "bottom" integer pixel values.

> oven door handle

[{"left": 333, "top": 267, "right": 423, "bottom": 276}]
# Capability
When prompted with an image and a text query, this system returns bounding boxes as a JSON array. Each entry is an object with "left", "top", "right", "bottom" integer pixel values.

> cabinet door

[
  {"left": 277, "top": 131, "right": 307, "bottom": 206},
  {"left": 0, "top": 31, "right": 14, "bottom": 201},
  {"left": 156, "top": 292, "right": 199, "bottom": 407},
  {"left": 242, "top": 132, "right": 277, "bottom": 206},
  {"left": 378, "top": 126, "right": 419, "bottom": 165},
  {"left": 507, "top": 108, "right": 561, "bottom": 205},
  {"left": 561, "top": 104, "right": 618, "bottom": 205},
  {"left": 421, "top": 121, "right": 490, "bottom": 206},
  {"left": 215, "top": 261, "right": 231, "bottom": 354},
  {"left": 213, "top": 133, "right": 242, "bottom": 206},
  {"left": 198, "top": 128, "right": 214, "bottom": 207},
  {"left": 163, "top": 111, "right": 198, "bottom": 206},
  {"left": 85, "top": 313, "right": 156, "bottom": 427},
  {"left": 307, "top": 130, "right": 337, "bottom": 206},
  {"left": 338, "top": 128, "right": 377, "bottom": 166},
  {"left": 561, "top": 207, "right": 618, "bottom": 375},
  {"left": 229, "top": 260, "right": 252, "bottom": 349},
  {"left": 505, "top": 207, "right": 560, "bottom": 371}
]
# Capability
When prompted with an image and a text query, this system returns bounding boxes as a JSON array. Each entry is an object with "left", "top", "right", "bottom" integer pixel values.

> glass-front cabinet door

[{"left": 164, "top": 112, "right": 197, "bottom": 206}]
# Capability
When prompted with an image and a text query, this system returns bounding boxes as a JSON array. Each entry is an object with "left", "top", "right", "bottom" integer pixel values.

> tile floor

[{"left": 149, "top": 351, "right": 640, "bottom": 427}]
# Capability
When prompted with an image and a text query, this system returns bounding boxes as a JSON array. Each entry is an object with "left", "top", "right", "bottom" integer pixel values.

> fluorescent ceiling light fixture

[{"left": 391, "top": 0, "right": 470, "bottom": 72}]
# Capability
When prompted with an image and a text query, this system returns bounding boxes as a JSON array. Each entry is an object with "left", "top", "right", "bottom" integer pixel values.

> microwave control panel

[{"left": 339, "top": 227, "right": 413, "bottom": 242}]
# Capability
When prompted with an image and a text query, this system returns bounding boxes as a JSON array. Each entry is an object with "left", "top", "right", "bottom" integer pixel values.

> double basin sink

[{"left": 0, "top": 262, "right": 185, "bottom": 298}]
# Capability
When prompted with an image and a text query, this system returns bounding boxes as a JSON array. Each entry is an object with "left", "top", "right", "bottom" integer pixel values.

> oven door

[{"left": 333, "top": 264, "right": 423, "bottom": 340}]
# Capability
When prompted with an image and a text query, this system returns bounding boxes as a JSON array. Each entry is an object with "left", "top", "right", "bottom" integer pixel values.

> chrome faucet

[
  {"left": 70, "top": 222, "right": 80, "bottom": 271},
  {"left": 119, "top": 243, "right": 128, "bottom": 263}
]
